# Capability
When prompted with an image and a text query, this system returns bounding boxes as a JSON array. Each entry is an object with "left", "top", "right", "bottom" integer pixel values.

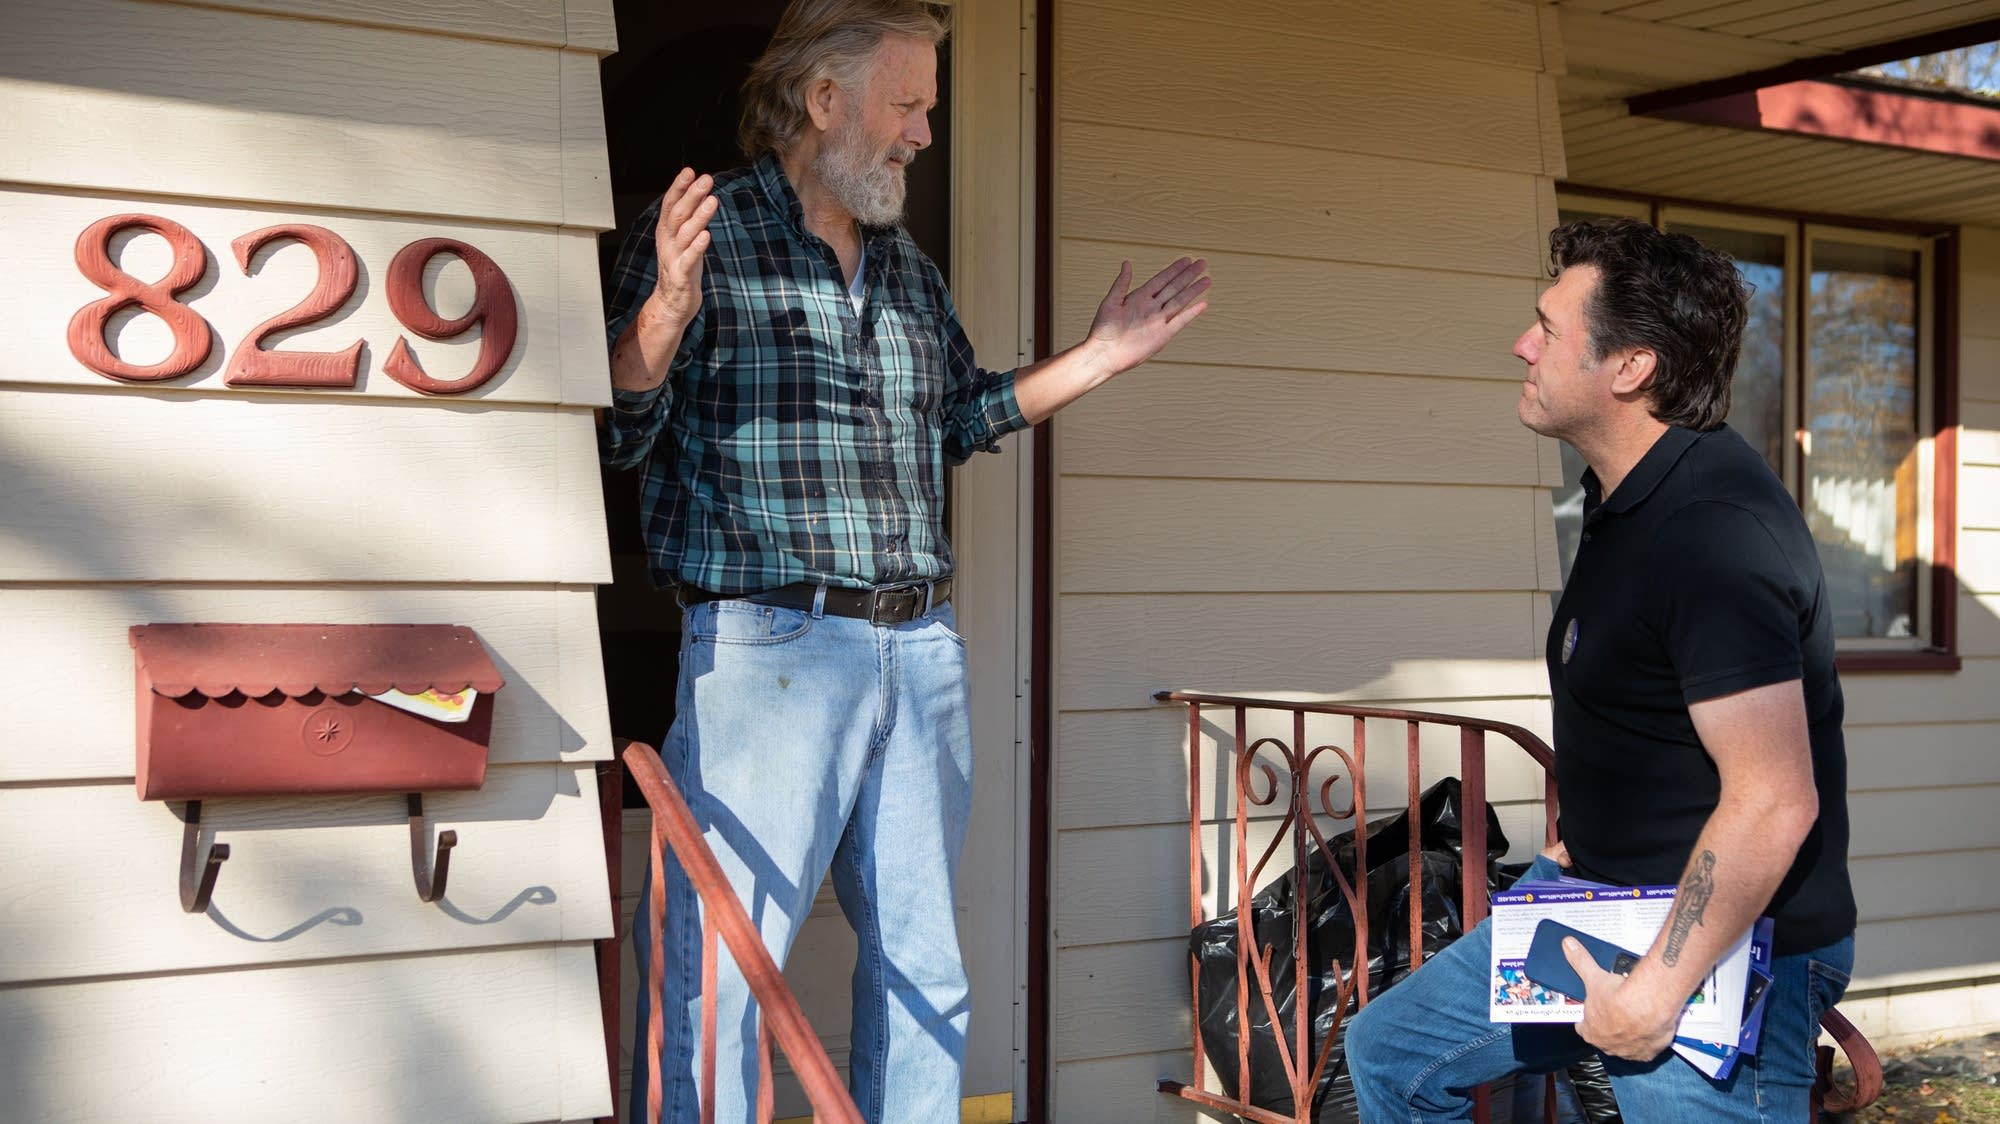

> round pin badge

[{"left": 1561, "top": 618, "right": 1580, "bottom": 664}]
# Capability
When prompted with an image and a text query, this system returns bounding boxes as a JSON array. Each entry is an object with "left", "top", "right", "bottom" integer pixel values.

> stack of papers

[{"left": 1488, "top": 875, "right": 1773, "bottom": 1077}]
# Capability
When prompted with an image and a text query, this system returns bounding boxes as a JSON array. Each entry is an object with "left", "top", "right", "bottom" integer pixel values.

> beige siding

[
  {"left": 0, "top": 945, "right": 609, "bottom": 1123},
  {"left": 0, "top": 0, "right": 610, "bottom": 227},
  {"left": 0, "top": 393, "right": 608, "bottom": 583},
  {"left": 1829, "top": 223, "right": 2000, "bottom": 1027},
  {"left": 94, "top": 0, "right": 618, "bottom": 51},
  {"left": 0, "top": 0, "right": 615, "bottom": 1119},
  {"left": 1, "top": 764, "right": 609, "bottom": 982},
  {"left": 1047, "top": 0, "right": 1561, "bottom": 1114}
]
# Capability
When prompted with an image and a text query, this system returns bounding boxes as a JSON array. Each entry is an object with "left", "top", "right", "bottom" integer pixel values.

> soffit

[{"left": 1555, "top": 0, "right": 2000, "bottom": 226}]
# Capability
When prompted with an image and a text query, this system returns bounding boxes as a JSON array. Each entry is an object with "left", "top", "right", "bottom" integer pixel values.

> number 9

[{"left": 382, "top": 237, "right": 519, "bottom": 395}]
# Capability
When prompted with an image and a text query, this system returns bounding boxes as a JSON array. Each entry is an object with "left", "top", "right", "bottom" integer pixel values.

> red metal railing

[
  {"left": 1150, "top": 691, "right": 1881, "bottom": 1122},
  {"left": 1152, "top": 691, "right": 1558, "bottom": 1123},
  {"left": 619, "top": 738, "right": 862, "bottom": 1124}
]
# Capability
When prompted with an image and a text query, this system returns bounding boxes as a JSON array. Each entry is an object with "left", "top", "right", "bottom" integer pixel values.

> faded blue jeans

[
  {"left": 1346, "top": 856, "right": 1854, "bottom": 1123},
  {"left": 628, "top": 597, "right": 974, "bottom": 1124}
]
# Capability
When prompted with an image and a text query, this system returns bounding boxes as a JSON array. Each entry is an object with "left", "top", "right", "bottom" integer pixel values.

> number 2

[{"left": 224, "top": 224, "right": 363, "bottom": 388}]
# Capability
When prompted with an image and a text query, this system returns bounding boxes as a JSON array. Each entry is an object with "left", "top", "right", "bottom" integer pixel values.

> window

[{"left": 1552, "top": 193, "right": 1955, "bottom": 664}]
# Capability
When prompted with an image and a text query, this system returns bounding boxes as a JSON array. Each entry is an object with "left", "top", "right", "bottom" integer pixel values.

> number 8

[
  {"left": 66, "top": 214, "right": 215, "bottom": 382},
  {"left": 383, "top": 237, "right": 519, "bottom": 396}
]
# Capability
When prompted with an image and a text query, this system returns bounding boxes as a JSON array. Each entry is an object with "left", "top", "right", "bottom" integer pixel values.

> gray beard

[{"left": 813, "top": 121, "right": 911, "bottom": 227}]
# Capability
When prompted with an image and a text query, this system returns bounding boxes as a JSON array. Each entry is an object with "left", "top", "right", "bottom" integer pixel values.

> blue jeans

[
  {"left": 628, "top": 598, "right": 974, "bottom": 1124},
  {"left": 1346, "top": 857, "right": 1854, "bottom": 1123}
]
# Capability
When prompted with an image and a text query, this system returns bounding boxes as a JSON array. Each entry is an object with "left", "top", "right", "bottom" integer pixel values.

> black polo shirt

[{"left": 1549, "top": 424, "right": 1856, "bottom": 955}]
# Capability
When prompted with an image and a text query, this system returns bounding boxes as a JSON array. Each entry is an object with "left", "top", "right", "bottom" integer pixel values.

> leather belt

[{"left": 677, "top": 579, "right": 952, "bottom": 626}]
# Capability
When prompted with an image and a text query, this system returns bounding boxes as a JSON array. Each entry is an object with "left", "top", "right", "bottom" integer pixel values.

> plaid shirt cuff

[{"left": 611, "top": 382, "right": 666, "bottom": 414}]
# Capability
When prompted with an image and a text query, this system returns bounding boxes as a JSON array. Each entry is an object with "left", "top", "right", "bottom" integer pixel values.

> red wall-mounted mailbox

[{"left": 132, "top": 623, "right": 505, "bottom": 801}]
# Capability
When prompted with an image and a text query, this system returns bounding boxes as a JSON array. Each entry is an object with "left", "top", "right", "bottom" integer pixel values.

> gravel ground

[{"left": 1844, "top": 1032, "right": 2000, "bottom": 1123}]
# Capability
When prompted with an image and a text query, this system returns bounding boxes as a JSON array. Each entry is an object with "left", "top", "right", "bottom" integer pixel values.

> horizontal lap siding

[
  {"left": 1050, "top": 1, "right": 1559, "bottom": 1113},
  {"left": 1059, "top": 367, "right": 1555, "bottom": 485},
  {"left": 1, "top": 763, "right": 612, "bottom": 983},
  {"left": 0, "top": 1, "right": 616, "bottom": 1119},
  {"left": 1832, "top": 224, "right": 2000, "bottom": 1002},
  {"left": 0, "top": 392, "right": 609, "bottom": 583},
  {"left": 0, "top": 944, "right": 609, "bottom": 1123},
  {"left": 0, "top": 0, "right": 609, "bottom": 227},
  {"left": 91, "top": 0, "right": 618, "bottom": 51},
  {"left": 1056, "top": 592, "right": 1553, "bottom": 712}
]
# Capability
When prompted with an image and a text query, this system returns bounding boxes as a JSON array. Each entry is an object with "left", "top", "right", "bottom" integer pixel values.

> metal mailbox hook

[
  {"left": 409, "top": 793, "right": 456, "bottom": 903},
  {"left": 179, "top": 800, "right": 229, "bottom": 913}
]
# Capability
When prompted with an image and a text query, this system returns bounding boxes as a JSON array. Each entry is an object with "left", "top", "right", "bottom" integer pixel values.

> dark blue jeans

[{"left": 1346, "top": 856, "right": 1853, "bottom": 1122}]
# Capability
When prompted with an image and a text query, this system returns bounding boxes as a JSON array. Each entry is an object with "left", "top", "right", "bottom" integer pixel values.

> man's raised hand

[
  {"left": 1082, "top": 256, "right": 1212, "bottom": 378},
  {"left": 650, "top": 167, "right": 719, "bottom": 329}
]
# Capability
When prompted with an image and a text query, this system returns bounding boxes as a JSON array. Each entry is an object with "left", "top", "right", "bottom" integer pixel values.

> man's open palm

[{"left": 1086, "top": 256, "right": 1211, "bottom": 374}]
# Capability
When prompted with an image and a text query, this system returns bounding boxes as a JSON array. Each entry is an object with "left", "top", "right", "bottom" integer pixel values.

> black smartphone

[{"left": 1524, "top": 919, "right": 1640, "bottom": 1001}]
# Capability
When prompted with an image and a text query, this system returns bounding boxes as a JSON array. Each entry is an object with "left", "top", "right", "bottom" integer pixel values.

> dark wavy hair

[{"left": 1549, "top": 218, "right": 1751, "bottom": 431}]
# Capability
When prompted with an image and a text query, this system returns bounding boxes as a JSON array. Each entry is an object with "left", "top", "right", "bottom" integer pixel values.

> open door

[{"left": 592, "top": 1, "right": 1033, "bottom": 1118}]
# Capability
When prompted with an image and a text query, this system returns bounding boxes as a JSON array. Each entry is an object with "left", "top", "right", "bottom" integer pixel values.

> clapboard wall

[
  {"left": 0, "top": 2, "right": 619, "bottom": 1120},
  {"left": 1043, "top": 0, "right": 1568, "bottom": 1117}
]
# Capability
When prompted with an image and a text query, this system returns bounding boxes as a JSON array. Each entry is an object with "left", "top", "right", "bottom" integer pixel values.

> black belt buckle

[{"left": 866, "top": 582, "right": 926, "bottom": 626}]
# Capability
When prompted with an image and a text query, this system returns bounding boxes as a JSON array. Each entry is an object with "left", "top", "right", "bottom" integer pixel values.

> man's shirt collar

[{"left": 1580, "top": 425, "right": 1704, "bottom": 523}]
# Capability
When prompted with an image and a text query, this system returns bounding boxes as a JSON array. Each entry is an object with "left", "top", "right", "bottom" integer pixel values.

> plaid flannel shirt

[{"left": 601, "top": 155, "right": 1027, "bottom": 594}]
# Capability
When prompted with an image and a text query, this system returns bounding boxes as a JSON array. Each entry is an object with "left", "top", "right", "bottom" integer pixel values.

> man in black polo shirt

[{"left": 1348, "top": 218, "right": 1855, "bottom": 1121}]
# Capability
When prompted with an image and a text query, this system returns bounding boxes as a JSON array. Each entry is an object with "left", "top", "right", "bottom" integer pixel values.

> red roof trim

[
  {"left": 1626, "top": 18, "right": 2000, "bottom": 117},
  {"left": 130, "top": 623, "right": 505, "bottom": 700},
  {"left": 1651, "top": 79, "right": 2000, "bottom": 162}
]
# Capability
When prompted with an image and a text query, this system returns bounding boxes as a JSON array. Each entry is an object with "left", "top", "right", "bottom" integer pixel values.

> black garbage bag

[
  {"left": 1191, "top": 777, "right": 1507, "bottom": 1120},
  {"left": 1566, "top": 1057, "right": 1622, "bottom": 1123}
]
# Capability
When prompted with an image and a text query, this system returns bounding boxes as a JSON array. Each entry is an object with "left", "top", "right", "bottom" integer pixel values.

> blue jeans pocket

[
  {"left": 1807, "top": 956, "right": 1852, "bottom": 1031},
  {"left": 689, "top": 600, "right": 814, "bottom": 645}
]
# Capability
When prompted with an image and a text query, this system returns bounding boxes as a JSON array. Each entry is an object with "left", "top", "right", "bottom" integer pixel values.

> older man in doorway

[{"left": 600, "top": 2, "right": 1211, "bottom": 1120}]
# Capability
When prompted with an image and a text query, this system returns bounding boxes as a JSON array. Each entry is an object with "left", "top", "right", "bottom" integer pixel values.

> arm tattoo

[{"left": 1661, "top": 850, "right": 1717, "bottom": 968}]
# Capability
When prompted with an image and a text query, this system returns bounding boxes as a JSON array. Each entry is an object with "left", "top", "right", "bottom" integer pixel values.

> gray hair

[{"left": 739, "top": 0, "right": 948, "bottom": 160}]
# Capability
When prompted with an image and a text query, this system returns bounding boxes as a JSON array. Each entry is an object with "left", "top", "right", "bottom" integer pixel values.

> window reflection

[
  {"left": 1806, "top": 240, "right": 1921, "bottom": 639},
  {"left": 1668, "top": 224, "right": 1787, "bottom": 477}
]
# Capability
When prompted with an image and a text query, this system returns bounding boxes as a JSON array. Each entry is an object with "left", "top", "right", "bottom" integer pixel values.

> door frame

[{"left": 942, "top": 0, "right": 1040, "bottom": 1115}]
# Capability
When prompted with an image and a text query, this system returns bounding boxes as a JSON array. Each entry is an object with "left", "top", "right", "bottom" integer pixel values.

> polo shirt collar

[
  {"left": 1581, "top": 425, "right": 1703, "bottom": 521},
  {"left": 752, "top": 151, "right": 899, "bottom": 255}
]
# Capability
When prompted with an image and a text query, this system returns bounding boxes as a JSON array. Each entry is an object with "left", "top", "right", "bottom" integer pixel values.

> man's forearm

[
  {"left": 609, "top": 296, "right": 692, "bottom": 394},
  {"left": 1622, "top": 785, "right": 1816, "bottom": 1013},
  {"left": 1010, "top": 339, "right": 1118, "bottom": 425}
]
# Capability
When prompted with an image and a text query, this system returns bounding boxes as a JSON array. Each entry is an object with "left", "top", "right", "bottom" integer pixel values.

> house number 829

[{"left": 65, "top": 213, "right": 519, "bottom": 395}]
